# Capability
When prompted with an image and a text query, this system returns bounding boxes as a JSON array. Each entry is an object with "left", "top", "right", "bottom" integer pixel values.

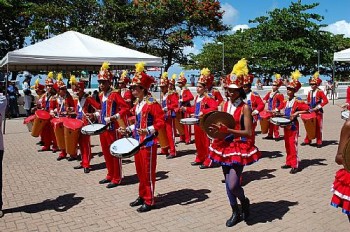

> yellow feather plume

[
  {"left": 135, "top": 62, "right": 145, "bottom": 73},
  {"left": 200, "top": 68, "right": 211, "bottom": 76},
  {"left": 47, "top": 71, "right": 54, "bottom": 79},
  {"left": 35, "top": 78, "right": 40, "bottom": 86},
  {"left": 275, "top": 73, "right": 281, "bottom": 80},
  {"left": 291, "top": 70, "right": 302, "bottom": 80},
  {"left": 179, "top": 72, "right": 185, "bottom": 77},
  {"left": 172, "top": 74, "right": 177, "bottom": 80},
  {"left": 232, "top": 58, "right": 248, "bottom": 76},
  {"left": 57, "top": 73, "right": 63, "bottom": 81},
  {"left": 101, "top": 62, "right": 110, "bottom": 70},
  {"left": 69, "top": 75, "right": 77, "bottom": 85},
  {"left": 313, "top": 71, "right": 319, "bottom": 78},
  {"left": 162, "top": 72, "right": 168, "bottom": 79},
  {"left": 121, "top": 70, "right": 128, "bottom": 78}
]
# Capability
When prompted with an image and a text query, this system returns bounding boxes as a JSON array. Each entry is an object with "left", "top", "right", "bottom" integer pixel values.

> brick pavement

[{"left": 0, "top": 100, "right": 349, "bottom": 231}]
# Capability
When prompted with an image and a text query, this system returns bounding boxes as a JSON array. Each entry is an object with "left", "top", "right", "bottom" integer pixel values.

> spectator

[
  {"left": 22, "top": 75, "right": 32, "bottom": 116},
  {"left": 255, "top": 78, "right": 263, "bottom": 90},
  {"left": 0, "top": 89, "right": 7, "bottom": 218},
  {"left": 7, "top": 80, "right": 19, "bottom": 118},
  {"left": 190, "top": 75, "right": 195, "bottom": 87}
]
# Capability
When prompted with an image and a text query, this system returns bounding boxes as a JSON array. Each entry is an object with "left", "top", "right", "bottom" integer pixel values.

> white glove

[
  {"left": 163, "top": 107, "right": 168, "bottom": 112},
  {"left": 104, "top": 117, "right": 111, "bottom": 124}
]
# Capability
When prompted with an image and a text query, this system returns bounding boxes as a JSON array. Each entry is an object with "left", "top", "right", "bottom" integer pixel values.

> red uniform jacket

[
  {"left": 53, "top": 94, "right": 75, "bottom": 116},
  {"left": 41, "top": 93, "right": 57, "bottom": 112},
  {"left": 161, "top": 91, "right": 179, "bottom": 118},
  {"left": 306, "top": 88, "right": 328, "bottom": 114},
  {"left": 74, "top": 94, "right": 100, "bottom": 125},
  {"left": 210, "top": 88, "right": 224, "bottom": 106},
  {"left": 246, "top": 91, "right": 264, "bottom": 122},
  {"left": 281, "top": 97, "right": 310, "bottom": 131},
  {"left": 187, "top": 94, "right": 218, "bottom": 117},
  {"left": 263, "top": 90, "right": 285, "bottom": 111},
  {"left": 99, "top": 89, "right": 129, "bottom": 130},
  {"left": 179, "top": 88, "right": 194, "bottom": 107}
]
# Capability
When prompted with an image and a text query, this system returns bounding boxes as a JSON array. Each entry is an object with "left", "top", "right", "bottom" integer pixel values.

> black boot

[
  {"left": 226, "top": 204, "right": 240, "bottom": 227},
  {"left": 241, "top": 197, "right": 250, "bottom": 221}
]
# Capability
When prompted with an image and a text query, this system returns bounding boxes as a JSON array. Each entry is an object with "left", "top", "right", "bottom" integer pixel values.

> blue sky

[{"left": 166, "top": 0, "right": 350, "bottom": 81}]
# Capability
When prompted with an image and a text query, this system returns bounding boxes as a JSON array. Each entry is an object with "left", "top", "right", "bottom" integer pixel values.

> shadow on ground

[
  {"left": 4, "top": 193, "right": 83, "bottom": 214},
  {"left": 155, "top": 188, "right": 211, "bottom": 209},
  {"left": 242, "top": 169, "right": 277, "bottom": 186},
  {"left": 310, "top": 140, "right": 338, "bottom": 147},
  {"left": 245, "top": 200, "right": 298, "bottom": 225},
  {"left": 299, "top": 158, "right": 327, "bottom": 171},
  {"left": 261, "top": 150, "right": 284, "bottom": 159}
]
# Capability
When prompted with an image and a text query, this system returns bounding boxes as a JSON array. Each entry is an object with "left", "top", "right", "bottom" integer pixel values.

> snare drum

[
  {"left": 270, "top": 117, "right": 292, "bottom": 126},
  {"left": 31, "top": 110, "right": 51, "bottom": 137},
  {"left": 63, "top": 118, "right": 83, "bottom": 156},
  {"left": 259, "top": 111, "right": 272, "bottom": 134},
  {"left": 23, "top": 114, "right": 36, "bottom": 132},
  {"left": 180, "top": 118, "right": 200, "bottom": 125},
  {"left": 81, "top": 123, "right": 107, "bottom": 135},
  {"left": 300, "top": 112, "right": 316, "bottom": 140},
  {"left": 110, "top": 138, "right": 140, "bottom": 158},
  {"left": 341, "top": 110, "right": 350, "bottom": 120}
]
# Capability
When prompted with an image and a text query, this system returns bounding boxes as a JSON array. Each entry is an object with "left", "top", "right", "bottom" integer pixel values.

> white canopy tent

[
  {"left": 0, "top": 31, "right": 163, "bottom": 71},
  {"left": 333, "top": 48, "right": 350, "bottom": 62}
]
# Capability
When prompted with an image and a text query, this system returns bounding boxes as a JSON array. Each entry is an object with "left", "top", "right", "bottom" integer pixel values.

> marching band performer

[
  {"left": 117, "top": 70, "right": 134, "bottom": 109},
  {"left": 240, "top": 59, "right": 264, "bottom": 145},
  {"left": 177, "top": 72, "right": 194, "bottom": 144},
  {"left": 39, "top": 72, "right": 59, "bottom": 153},
  {"left": 54, "top": 74, "right": 76, "bottom": 161},
  {"left": 159, "top": 73, "right": 179, "bottom": 158},
  {"left": 301, "top": 72, "right": 329, "bottom": 148},
  {"left": 93, "top": 62, "right": 129, "bottom": 188},
  {"left": 280, "top": 70, "right": 310, "bottom": 174},
  {"left": 182, "top": 68, "right": 218, "bottom": 169},
  {"left": 120, "top": 62, "right": 165, "bottom": 213},
  {"left": 330, "top": 119, "right": 350, "bottom": 221},
  {"left": 32, "top": 79, "right": 46, "bottom": 146},
  {"left": 70, "top": 76, "right": 100, "bottom": 173},
  {"left": 262, "top": 74, "right": 285, "bottom": 140},
  {"left": 207, "top": 75, "right": 224, "bottom": 106},
  {"left": 208, "top": 69, "right": 261, "bottom": 227}
]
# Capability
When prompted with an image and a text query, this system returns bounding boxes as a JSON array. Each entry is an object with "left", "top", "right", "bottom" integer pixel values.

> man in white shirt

[{"left": 0, "top": 90, "right": 7, "bottom": 217}]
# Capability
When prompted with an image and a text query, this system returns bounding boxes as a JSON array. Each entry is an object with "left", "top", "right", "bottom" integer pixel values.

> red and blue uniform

[
  {"left": 245, "top": 91, "right": 264, "bottom": 144},
  {"left": 187, "top": 94, "right": 217, "bottom": 165},
  {"left": 263, "top": 90, "right": 284, "bottom": 138},
  {"left": 98, "top": 89, "right": 129, "bottom": 185},
  {"left": 304, "top": 88, "right": 328, "bottom": 145},
  {"left": 281, "top": 97, "right": 309, "bottom": 168},
  {"left": 179, "top": 88, "right": 194, "bottom": 143},
  {"left": 41, "top": 93, "right": 58, "bottom": 151}
]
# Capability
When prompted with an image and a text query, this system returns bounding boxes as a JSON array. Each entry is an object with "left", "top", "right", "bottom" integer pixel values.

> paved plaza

[{"left": 0, "top": 100, "right": 349, "bottom": 231}]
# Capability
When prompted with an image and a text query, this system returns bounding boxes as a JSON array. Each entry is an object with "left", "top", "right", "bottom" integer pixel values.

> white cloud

[
  {"left": 322, "top": 20, "right": 350, "bottom": 38},
  {"left": 221, "top": 3, "right": 238, "bottom": 26},
  {"left": 232, "top": 24, "right": 249, "bottom": 33},
  {"left": 183, "top": 44, "right": 200, "bottom": 55}
]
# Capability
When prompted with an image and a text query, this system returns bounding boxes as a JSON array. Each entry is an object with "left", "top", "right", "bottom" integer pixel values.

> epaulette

[
  {"left": 295, "top": 97, "right": 303, "bottom": 102},
  {"left": 252, "top": 91, "right": 259, "bottom": 96},
  {"left": 146, "top": 95, "right": 158, "bottom": 104}
]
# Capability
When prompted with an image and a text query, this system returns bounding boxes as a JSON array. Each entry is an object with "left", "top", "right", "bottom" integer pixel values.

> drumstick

[
  {"left": 80, "top": 110, "right": 94, "bottom": 125},
  {"left": 125, "top": 136, "right": 135, "bottom": 146}
]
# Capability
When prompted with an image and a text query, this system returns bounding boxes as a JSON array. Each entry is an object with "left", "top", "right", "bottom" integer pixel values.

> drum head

[
  {"left": 110, "top": 138, "right": 139, "bottom": 158},
  {"left": 81, "top": 124, "right": 106, "bottom": 135},
  {"left": 343, "top": 139, "right": 350, "bottom": 172},
  {"left": 35, "top": 110, "right": 50, "bottom": 120},
  {"left": 23, "top": 115, "right": 36, "bottom": 124},
  {"left": 180, "top": 118, "right": 199, "bottom": 125},
  {"left": 270, "top": 117, "right": 291, "bottom": 125},
  {"left": 341, "top": 111, "right": 350, "bottom": 120},
  {"left": 300, "top": 112, "right": 316, "bottom": 120},
  {"left": 63, "top": 118, "right": 84, "bottom": 130}
]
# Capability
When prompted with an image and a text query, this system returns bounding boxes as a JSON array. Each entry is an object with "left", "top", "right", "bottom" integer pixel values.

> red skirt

[
  {"left": 331, "top": 168, "right": 350, "bottom": 215},
  {"left": 209, "top": 139, "right": 261, "bottom": 166}
]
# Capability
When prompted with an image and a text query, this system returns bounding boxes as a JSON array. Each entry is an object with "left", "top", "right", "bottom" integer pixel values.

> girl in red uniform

[
  {"left": 183, "top": 68, "right": 218, "bottom": 169},
  {"left": 280, "top": 71, "right": 310, "bottom": 174},
  {"left": 331, "top": 120, "right": 350, "bottom": 221},
  {"left": 159, "top": 73, "right": 179, "bottom": 158},
  {"left": 208, "top": 61, "right": 261, "bottom": 228},
  {"left": 177, "top": 72, "right": 194, "bottom": 144},
  {"left": 121, "top": 62, "right": 165, "bottom": 213}
]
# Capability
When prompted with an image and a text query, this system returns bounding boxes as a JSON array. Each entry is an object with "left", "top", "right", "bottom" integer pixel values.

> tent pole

[
  {"left": 3, "top": 64, "right": 8, "bottom": 135},
  {"left": 332, "top": 61, "right": 335, "bottom": 105}
]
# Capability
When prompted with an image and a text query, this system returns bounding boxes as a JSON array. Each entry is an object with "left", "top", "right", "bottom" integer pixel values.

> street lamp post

[
  {"left": 217, "top": 42, "right": 225, "bottom": 75},
  {"left": 314, "top": 50, "right": 320, "bottom": 72}
]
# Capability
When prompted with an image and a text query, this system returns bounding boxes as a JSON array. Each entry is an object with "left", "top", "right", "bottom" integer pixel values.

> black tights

[{"left": 222, "top": 164, "right": 245, "bottom": 206}]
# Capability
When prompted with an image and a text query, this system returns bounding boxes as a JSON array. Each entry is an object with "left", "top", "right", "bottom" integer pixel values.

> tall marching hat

[
  {"left": 310, "top": 71, "right": 322, "bottom": 86},
  {"left": 98, "top": 62, "right": 113, "bottom": 82},
  {"left": 131, "top": 62, "right": 155, "bottom": 89},
  {"left": 288, "top": 70, "right": 302, "bottom": 92},
  {"left": 118, "top": 70, "right": 130, "bottom": 85},
  {"left": 273, "top": 73, "right": 283, "bottom": 87},
  {"left": 32, "top": 78, "right": 45, "bottom": 91},
  {"left": 225, "top": 59, "right": 247, "bottom": 89},
  {"left": 56, "top": 73, "right": 66, "bottom": 89},
  {"left": 45, "top": 71, "right": 55, "bottom": 86},
  {"left": 177, "top": 72, "right": 187, "bottom": 84},
  {"left": 169, "top": 74, "right": 177, "bottom": 85},
  {"left": 197, "top": 68, "right": 212, "bottom": 86},
  {"left": 159, "top": 72, "right": 169, "bottom": 87}
]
